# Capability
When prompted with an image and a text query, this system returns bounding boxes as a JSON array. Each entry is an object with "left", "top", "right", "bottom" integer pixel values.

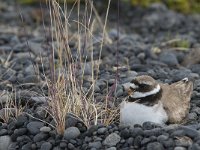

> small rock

[
  {"left": 13, "top": 128, "right": 27, "bottom": 137},
  {"left": 157, "top": 134, "right": 169, "bottom": 142},
  {"left": 64, "top": 127, "right": 80, "bottom": 140},
  {"left": 40, "top": 142, "right": 52, "bottom": 150},
  {"left": 103, "top": 133, "right": 121, "bottom": 147},
  {"left": 86, "top": 125, "right": 98, "bottom": 136},
  {"left": 141, "top": 138, "right": 151, "bottom": 145},
  {"left": 181, "top": 126, "right": 200, "bottom": 138},
  {"left": 0, "top": 135, "right": 11, "bottom": 150},
  {"left": 68, "top": 143, "right": 75, "bottom": 149},
  {"left": 28, "top": 42, "right": 46, "bottom": 56},
  {"left": 27, "top": 121, "right": 44, "bottom": 135},
  {"left": 40, "top": 126, "right": 51, "bottom": 133},
  {"left": 21, "top": 142, "right": 32, "bottom": 150},
  {"left": 147, "top": 142, "right": 164, "bottom": 150},
  {"left": 174, "top": 146, "right": 187, "bottom": 150},
  {"left": 159, "top": 52, "right": 178, "bottom": 67},
  {"left": 89, "top": 141, "right": 102, "bottom": 149},
  {"left": 15, "top": 115, "right": 28, "bottom": 127},
  {"left": 97, "top": 127, "right": 107, "bottom": 134},
  {"left": 23, "top": 75, "right": 40, "bottom": 83},
  {"left": 60, "top": 142, "right": 67, "bottom": 148},
  {"left": 130, "top": 127, "right": 143, "bottom": 137},
  {"left": 106, "top": 147, "right": 117, "bottom": 150},
  {"left": 0, "top": 128, "right": 7, "bottom": 136},
  {"left": 33, "top": 133, "right": 48, "bottom": 142},
  {"left": 120, "top": 128, "right": 130, "bottom": 139},
  {"left": 24, "top": 65, "right": 36, "bottom": 76},
  {"left": 189, "top": 144, "right": 200, "bottom": 150},
  {"left": 0, "top": 92, "right": 10, "bottom": 103},
  {"left": 188, "top": 113, "right": 198, "bottom": 120}
]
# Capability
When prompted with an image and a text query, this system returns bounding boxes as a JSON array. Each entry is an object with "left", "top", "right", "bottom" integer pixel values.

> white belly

[{"left": 120, "top": 101, "right": 168, "bottom": 126}]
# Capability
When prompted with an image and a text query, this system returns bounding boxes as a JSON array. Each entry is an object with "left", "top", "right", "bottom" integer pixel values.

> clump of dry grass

[
  {"left": 45, "top": 0, "right": 119, "bottom": 135},
  {"left": 0, "top": 90, "right": 25, "bottom": 123}
]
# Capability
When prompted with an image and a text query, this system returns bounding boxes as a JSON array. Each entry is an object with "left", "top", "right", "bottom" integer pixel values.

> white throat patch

[{"left": 130, "top": 84, "right": 161, "bottom": 99}]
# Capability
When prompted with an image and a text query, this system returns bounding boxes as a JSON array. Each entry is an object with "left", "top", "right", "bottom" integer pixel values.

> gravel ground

[{"left": 1, "top": 1, "right": 200, "bottom": 150}]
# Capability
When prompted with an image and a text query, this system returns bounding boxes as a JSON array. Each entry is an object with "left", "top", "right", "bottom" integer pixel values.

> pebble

[
  {"left": 40, "top": 142, "right": 52, "bottom": 150},
  {"left": 106, "top": 147, "right": 117, "bottom": 150},
  {"left": 147, "top": 142, "right": 164, "bottom": 150},
  {"left": 97, "top": 127, "right": 107, "bottom": 134},
  {"left": 64, "top": 127, "right": 81, "bottom": 140},
  {"left": 27, "top": 121, "right": 44, "bottom": 135},
  {"left": 68, "top": 143, "right": 75, "bottom": 149},
  {"left": 33, "top": 133, "right": 48, "bottom": 142},
  {"left": 40, "top": 126, "right": 51, "bottom": 133},
  {"left": 89, "top": 141, "right": 102, "bottom": 149},
  {"left": 0, "top": 129, "right": 7, "bottom": 136},
  {"left": 0, "top": 135, "right": 11, "bottom": 150},
  {"left": 103, "top": 133, "right": 121, "bottom": 147},
  {"left": 159, "top": 52, "right": 179, "bottom": 67},
  {"left": 174, "top": 147, "right": 187, "bottom": 150}
]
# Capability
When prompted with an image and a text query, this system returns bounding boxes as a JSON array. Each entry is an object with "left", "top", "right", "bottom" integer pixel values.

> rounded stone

[
  {"left": 40, "top": 142, "right": 52, "bottom": 150},
  {"left": 103, "top": 133, "right": 121, "bottom": 147},
  {"left": 64, "top": 127, "right": 80, "bottom": 140},
  {"left": 27, "top": 121, "right": 44, "bottom": 135},
  {"left": 97, "top": 127, "right": 107, "bottom": 134},
  {"left": 0, "top": 135, "right": 11, "bottom": 150},
  {"left": 40, "top": 126, "right": 51, "bottom": 133},
  {"left": 147, "top": 142, "right": 164, "bottom": 150}
]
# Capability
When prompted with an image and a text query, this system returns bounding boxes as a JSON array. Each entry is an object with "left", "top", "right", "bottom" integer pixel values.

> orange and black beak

[{"left": 128, "top": 88, "right": 135, "bottom": 96}]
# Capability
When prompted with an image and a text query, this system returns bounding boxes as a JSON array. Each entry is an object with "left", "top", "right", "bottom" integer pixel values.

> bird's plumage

[{"left": 120, "top": 75, "right": 193, "bottom": 126}]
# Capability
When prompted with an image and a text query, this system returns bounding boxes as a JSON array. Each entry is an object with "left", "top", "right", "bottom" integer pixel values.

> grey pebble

[
  {"left": 40, "top": 126, "right": 51, "bottom": 133},
  {"left": 0, "top": 135, "right": 12, "bottom": 150},
  {"left": 89, "top": 141, "right": 102, "bottom": 149},
  {"left": 40, "top": 142, "right": 52, "bottom": 150},
  {"left": 64, "top": 127, "right": 80, "bottom": 140},
  {"left": 27, "top": 121, "right": 44, "bottom": 135},
  {"left": 103, "top": 133, "right": 121, "bottom": 147}
]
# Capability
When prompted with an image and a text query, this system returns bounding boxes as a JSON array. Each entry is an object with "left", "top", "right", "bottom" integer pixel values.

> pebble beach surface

[{"left": 1, "top": 1, "right": 200, "bottom": 149}]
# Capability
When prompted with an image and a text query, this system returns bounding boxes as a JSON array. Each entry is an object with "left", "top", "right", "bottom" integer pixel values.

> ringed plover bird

[{"left": 120, "top": 75, "right": 193, "bottom": 126}]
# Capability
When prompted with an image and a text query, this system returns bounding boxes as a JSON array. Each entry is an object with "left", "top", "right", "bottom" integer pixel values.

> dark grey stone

[
  {"left": 147, "top": 142, "right": 164, "bottom": 150},
  {"left": 103, "top": 133, "right": 121, "bottom": 147},
  {"left": 157, "top": 134, "right": 169, "bottom": 142},
  {"left": 141, "top": 138, "right": 151, "bottom": 145},
  {"left": 130, "top": 127, "right": 143, "bottom": 137},
  {"left": 181, "top": 126, "right": 200, "bottom": 138},
  {"left": 68, "top": 143, "right": 75, "bottom": 149},
  {"left": 120, "top": 128, "right": 130, "bottom": 139},
  {"left": 22, "top": 75, "right": 40, "bottom": 83},
  {"left": 15, "top": 115, "right": 28, "bottom": 127},
  {"left": 97, "top": 127, "right": 107, "bottom": 134},
  {"left": 63, "top": 127, "right": 80, "bottom": 140},
  {"left": 40, "top": 142, "right": 52, "bottom": 150},
  {"left": 33, "top": 133, "right": 48, "bottom": 142},
  {"left": 159, "top": 52, "right": 178, "bottom": 67},
  {"left": 0, "top": 129, "right": 7, "bottom": 136},
  {"left": 89, "top": 141, "right": 102, "bottom": 149},
  {"left": 0, "top": 135, "right": 11, "bottom": 150},
  {"left": 40, "top": 126, "right": 51, "bottom": 133},
  {"left": 174, "top": 147, "right": 187, "bottom": 150},
  {"left": 27, "top": 121, "right": 44, "bottom": 135}
]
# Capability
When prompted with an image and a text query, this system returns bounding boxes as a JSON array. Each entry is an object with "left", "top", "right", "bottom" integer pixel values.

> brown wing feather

[{"left": 161, "top": 81, "right": 193, "bottom": 123}]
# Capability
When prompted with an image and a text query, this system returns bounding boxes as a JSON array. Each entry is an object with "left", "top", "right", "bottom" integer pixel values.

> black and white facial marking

[{"left": 127, "top": 76, "right": 162, "bottom": 106}]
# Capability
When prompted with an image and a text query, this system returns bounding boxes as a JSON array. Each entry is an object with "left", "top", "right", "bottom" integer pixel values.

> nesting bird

[{"left": 120, "top": 75, "right": 193, "bottom": 126}]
